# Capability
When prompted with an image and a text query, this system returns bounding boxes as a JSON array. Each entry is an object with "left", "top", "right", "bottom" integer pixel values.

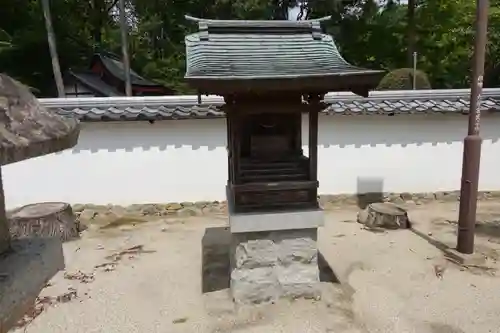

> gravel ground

[{"left": 10, "top": 201, "right": 500, "bottom": 333}]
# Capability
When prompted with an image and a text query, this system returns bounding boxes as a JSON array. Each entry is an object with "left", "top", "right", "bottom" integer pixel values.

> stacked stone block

[{"left": 230, "top": 228, "right": 320, "bottom": 304}]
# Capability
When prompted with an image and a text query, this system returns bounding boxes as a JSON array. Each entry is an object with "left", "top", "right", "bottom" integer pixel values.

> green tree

[
  {"left": 2, "top": 0, "right": 500, "bottom": 95},
  {"left": 0, "top": 29, "right": 12, "bottom": 51}
]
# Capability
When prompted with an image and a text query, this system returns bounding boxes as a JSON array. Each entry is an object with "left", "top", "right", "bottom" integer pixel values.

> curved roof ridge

[{"left": 185, "top": 15, "right": 331, "bottom": 27}]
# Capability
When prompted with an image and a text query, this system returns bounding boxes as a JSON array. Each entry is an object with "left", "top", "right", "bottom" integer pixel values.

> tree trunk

[
  {"left": 119, "top": 0, "right": 133, "bottom": 96},
  {"left": 357, "top": 203, "right": 410, "bottom": 229},
  {"left": 407, "top": 0, "right": 416, "bottom": 69},
  {"left": 90, "top": 0, "right": 105, "bottom": 48},
  {"left": 41, "top": 0, "right": 65, "bottom": 97},
  {"left": 92, "top": 21, "right": 102, "bottom": 48},
  {"left": 273, "top": 0, "right": 289, "bottom": 20},
  {"left": 8, "top": 202, "right": 80, "bottom": 242}
]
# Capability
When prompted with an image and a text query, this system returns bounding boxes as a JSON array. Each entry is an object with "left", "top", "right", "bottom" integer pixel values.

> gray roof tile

[
  {"left": 68, "top": 71, "right": 124, "bottom": 97},
  {"left": 39, "top": 89, "right": 500, "bottom": 122},
  {"left": 183, "top": 16, "right": 383, "bottom": 94},
  {"left": 185, "top": 32, "right": 365, "bottom": 78},
  {"left": 99, "top": 54, "right": 162, "bottom": 87}
]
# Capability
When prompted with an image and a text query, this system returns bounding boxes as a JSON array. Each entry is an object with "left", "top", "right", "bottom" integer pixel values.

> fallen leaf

[
  {"left": 94, "top": 262, "right": 116, "bottom": 272},
  {"left": 173, "top": 317, "right": 188, "bottom": 324},
  {"left": 105, "top": 245, "right": 156, "bottom": 263}
]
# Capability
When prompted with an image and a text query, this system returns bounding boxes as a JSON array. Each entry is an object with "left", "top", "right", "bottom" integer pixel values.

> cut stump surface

[
  {"left": 357, "top": 202, "right": 410, "bottom": 229},
  {"left": 8, "top": 202, "right": 79, "bottom": 241}
]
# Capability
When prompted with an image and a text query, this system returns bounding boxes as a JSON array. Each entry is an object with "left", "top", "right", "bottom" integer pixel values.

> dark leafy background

[{"left": 1, "top": 0, "right": 500, "bottom": 96}]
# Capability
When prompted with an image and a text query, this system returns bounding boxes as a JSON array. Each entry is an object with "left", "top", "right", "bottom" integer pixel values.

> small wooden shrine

[
  {"left": 184, "top": 16, "right": 383, "bottom": 221},
  {"left": 185, "top": 17, "right": 383, "bottom": 304}
]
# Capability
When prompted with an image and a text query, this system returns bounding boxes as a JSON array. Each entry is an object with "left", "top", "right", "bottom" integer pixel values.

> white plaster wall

[{"left": 3, "top": 114, "right": 500, "bottom": 209}]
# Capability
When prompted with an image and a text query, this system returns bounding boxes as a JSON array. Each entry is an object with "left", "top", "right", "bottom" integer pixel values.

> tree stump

[
  {"left": 357, "top": 202, "right": 410, "bottom": 229},
  {"left": 8, "top": 202, "right": 80, "bottom": 241}
]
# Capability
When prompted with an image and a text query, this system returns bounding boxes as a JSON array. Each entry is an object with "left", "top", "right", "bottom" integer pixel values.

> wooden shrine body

[
  {"left": 225, "top": 92, "right": 321, "bottom": 206},
  {"left": 223, "top": 92, "right": 324, "bottom": 232}
]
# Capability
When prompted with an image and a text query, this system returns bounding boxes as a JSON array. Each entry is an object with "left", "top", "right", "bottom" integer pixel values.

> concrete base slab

[
  {"left": 229, "top": 209, "right": 324, "bottom": 233},
  {"left": 443, "top": 247, "right": 487, "bottom": 266},
  {"left": 0, "top": 238, "right": 64, "bottom": 333}
]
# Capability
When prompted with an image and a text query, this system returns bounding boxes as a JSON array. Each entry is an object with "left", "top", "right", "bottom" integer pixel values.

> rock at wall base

[
  {"left": 68, "top": 191, "right": 500, "bottom": 221},
  {"left": 230, "top": 229, "right": 320, "bottom": 305}
]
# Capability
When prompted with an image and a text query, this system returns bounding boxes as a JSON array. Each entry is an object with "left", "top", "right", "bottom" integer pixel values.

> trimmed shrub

[{"left": 376, "top": 68, "right": 431, "bottom": 90}]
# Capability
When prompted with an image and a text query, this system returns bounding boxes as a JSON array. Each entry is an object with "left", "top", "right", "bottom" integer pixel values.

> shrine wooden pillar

[
  {"left": 308, "top": 95, "right": 322, "bottom": 204},
  {"left": 308, "top": 108, "right": 319, "bottom": 183},
  {"left": 225, "top": 108, "right": 233, "bottom": 184}
]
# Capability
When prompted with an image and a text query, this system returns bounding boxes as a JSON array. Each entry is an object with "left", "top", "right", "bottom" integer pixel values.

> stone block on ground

[
  {"left": 277, "top": 263, "right": 320, "bottom": 299},
  {"left": 357, "top": 202, "right": 410, "bottom": 229},
  {"left": 274, "top": 230, "right": 317, "bottom": 265},
  {"left": 8, "top": 202, "right": 80, "bottom": 242},
  {"left": 231, "top": 267, "right": 278, "bottom": 304},
  {"left": 233, "top": 238, "right": 276, "bottom": 269},
  {"left": 230, "top": 228, "right": 320, "bottom": 305}
]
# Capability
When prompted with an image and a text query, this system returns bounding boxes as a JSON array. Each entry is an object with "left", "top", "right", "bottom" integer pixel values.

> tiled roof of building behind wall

[{"left": 39, "top": 88, "right": 500, "bottom": 122}]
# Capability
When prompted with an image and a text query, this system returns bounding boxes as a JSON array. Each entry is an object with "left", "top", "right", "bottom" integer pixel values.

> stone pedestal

[
  {"left": 230, "top": 228, "right": 320, "bottom": 304},
  {"left": 0, "top": 219, "right": 9, "bottom": 255},
  {"left": 0, "top": 238, "right": 64, "bottom": 332}
]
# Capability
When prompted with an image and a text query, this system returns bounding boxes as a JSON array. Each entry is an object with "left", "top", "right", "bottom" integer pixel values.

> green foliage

[
  {"left": 377, "top": 68, "right": 431, "bottom": 90},
  {"left": 0, "top": 28, "right": 12, "bottom": 51},
  {"left": 1, "top": 0, "right": 500, "bottom": 96}
]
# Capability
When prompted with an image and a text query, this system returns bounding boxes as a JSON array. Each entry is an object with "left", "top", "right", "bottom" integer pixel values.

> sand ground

[{"left": 10, "top": 201, "right": 500, "bottom": 333}]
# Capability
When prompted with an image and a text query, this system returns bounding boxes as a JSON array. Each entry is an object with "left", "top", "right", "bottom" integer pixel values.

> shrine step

[
  {"left": 231, "top": 180, "right": 318, "bottom": 193},
  {"left": 240, "top": 167, "right": 303, "bottom": 175},
  {"left": 234, "top": 201, "right": 318, "bottom": 213},
  {"left": 240, "top": 173, "right": 307, "bottom": 182},
  {"left": 240, "top": 161, "right": 304, "bottom": 169}
]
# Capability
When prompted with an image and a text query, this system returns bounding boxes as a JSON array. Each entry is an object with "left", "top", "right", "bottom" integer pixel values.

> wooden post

[
  {"left": 293, "top": 112, "right": 302, "bottom": 155},
  {"left": 407, "top": 0, "right": 416, "bottom": 68},
  {"left": 457, "top": 0, "right": 489, "bottom": 254},
  {"left": 119, "top": 0, "right": 133, "bottom": 96},
  {"left": 308, "top": 107, "right": 319, "bottom": 182},
  {"left": 232, "top": 113, "right": 241, "bottom": 184},
  {"left": 226, "top": 110, "right": 233, "bottom": 183},
  {"left": 41, "top": 0, "right": 65, "bottom": 97}
]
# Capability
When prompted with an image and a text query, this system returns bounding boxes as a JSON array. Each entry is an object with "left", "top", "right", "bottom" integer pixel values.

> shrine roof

[
  {"left": 184, "top": 16, "right": 384, "bottom": 95},
  {"left": 0, "top": 74, "right": 80, "bottom": 165}
]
